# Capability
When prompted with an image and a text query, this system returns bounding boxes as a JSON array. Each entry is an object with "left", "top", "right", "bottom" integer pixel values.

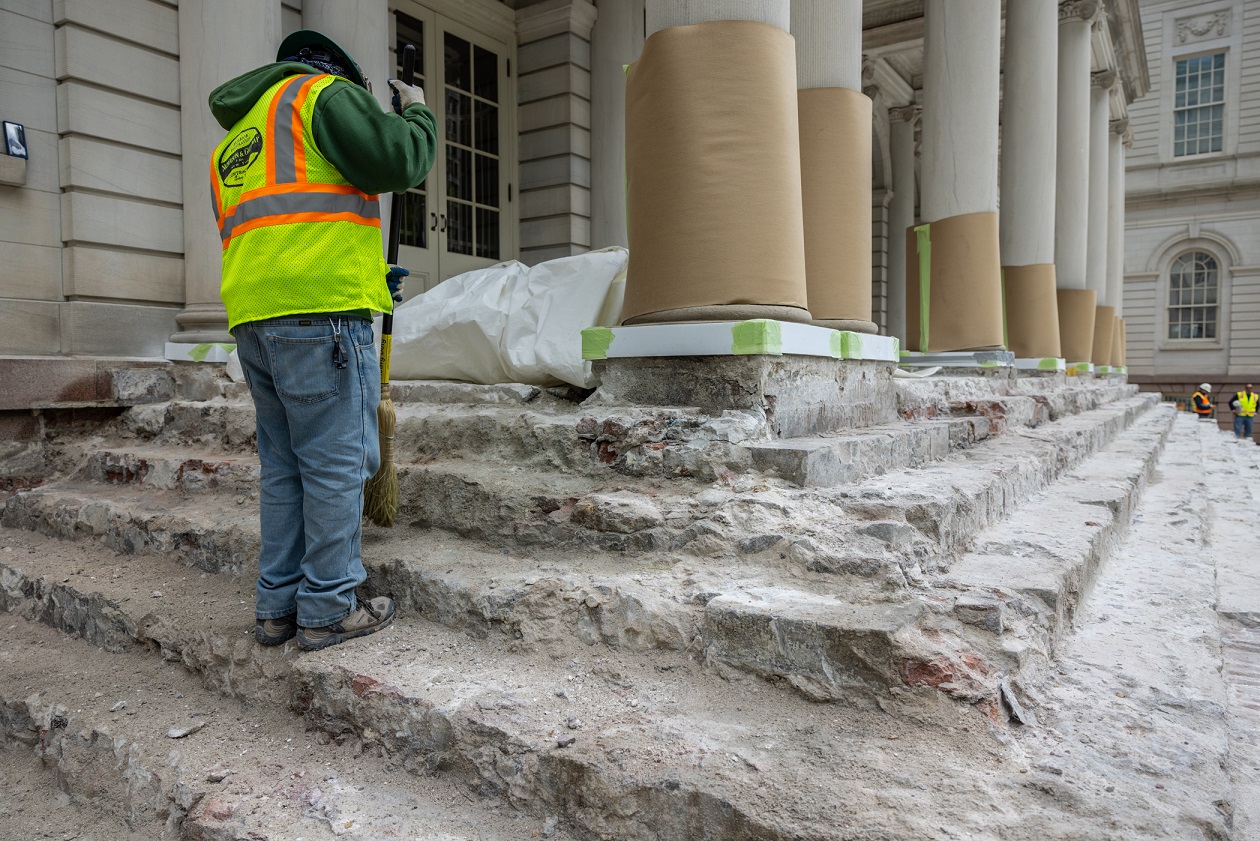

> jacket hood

[{"left": 209, "top": 62, "right": 316, "bottom": 130}]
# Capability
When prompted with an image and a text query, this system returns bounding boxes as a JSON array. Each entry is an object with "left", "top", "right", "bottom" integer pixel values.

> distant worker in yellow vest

[
  {"left": 208, "top": 30, "right": 436, "bottom": 651},
  {"left": 1191, "top": 383, "right": 1214, "bottom": 419},
  {"left": 1230, "top": 384, "right": 1257, "bottom": 442}
]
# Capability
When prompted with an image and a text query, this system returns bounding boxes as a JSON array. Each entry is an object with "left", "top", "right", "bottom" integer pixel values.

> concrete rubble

[{"left": 0, "top": 359, "right": 1256, "bottom": 839}]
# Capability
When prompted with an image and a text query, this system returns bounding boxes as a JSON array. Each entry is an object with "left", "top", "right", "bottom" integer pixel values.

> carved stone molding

[
  {"left": 1058, "top": 0, "right": 1101, "bottom": 25},
  {"left": 1109, "top": 117, "right": 1130, "bottom": 136},
  {"left": 863, "top": 85, "right": 881, "bottom": 102},
  {"left": 1176, "top": 10, "right": 1231, "bottom": 44},
  {"left": 890, "top": 105, "right": 922, "bottom": 124},
  {"left": 1091, "top": 69, "right": 1118, "bottom": 90}
]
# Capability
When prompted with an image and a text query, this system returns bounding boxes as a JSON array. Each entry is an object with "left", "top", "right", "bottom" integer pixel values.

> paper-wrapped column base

[
  {"left": 623, "top": 20, "right": 810, "bottom": 325},
  {"left": 799, "top": 86, "right": 874, "bottom": 332},
  {"left": 1117, "top": 318, "right": 1127, "bottom": 366},
  {"left": 1091, "top": 305, "right": 1116, "bottom": 366},
  {"left": 1109, "top": 315, "right": 1123, "bottom": 368},
  {"left": 1002, "top": 264, "right": 1061, "bottom": 359},
  {"left": 904, "top": 212, "right": 1005, "bottom": 352},
  {"left": 1056, "top": 289, "right": 1097, "bottom": 364}
]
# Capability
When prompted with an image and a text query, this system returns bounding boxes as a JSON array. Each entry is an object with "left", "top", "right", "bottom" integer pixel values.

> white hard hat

[{"left": 1199, "top": 382, "right": 1212, "bottom": 392}]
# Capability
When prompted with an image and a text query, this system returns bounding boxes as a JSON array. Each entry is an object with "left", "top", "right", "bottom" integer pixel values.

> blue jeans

[
  {"left": 232, "top": 314, "right": 380, "bottom": 627},
  {"left": 1236, "top": 415, "right": 1255, "bottom": 439}
]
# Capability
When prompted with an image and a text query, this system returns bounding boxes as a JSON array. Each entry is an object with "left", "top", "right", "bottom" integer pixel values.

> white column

[
  {"left": 1086, "top": 73, "right": 1113, "bottom": 298},
  {"left": 791, "top": 0, "right": 861, "bottom": 90},
  {"left": 998, "top": 0, "right": 1058, "bottom": 265},
  {"left": 887, "top": 106, "right": 920, "bottom": 344},
  {"left": 646, "top": 0, "right": 788, "bottom": 34},
  {"left": 1054, "top": 1, "right": 1096, "bottom": 290},
  {"left": 920, "top": 0, "right": 1000, "bottom": 222},
  {"left": 172, "top": 0, "right": 281, "bottom": 344},
  {"left": 302, "top": 0, "right": 391, "bottom": 112},
  {"left": 591, "top": 0, "right": 644, "bottom": 249},
  {"left": 1106, "top": 121, "right": 1127, "bottom": 314}
]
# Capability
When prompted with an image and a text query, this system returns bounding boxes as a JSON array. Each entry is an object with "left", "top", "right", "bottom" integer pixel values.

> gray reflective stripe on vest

[
  {"left": 271, "top": 77, "right": 306, "bottom": 184},
  {"left": 219, "top": 191, "right": 381, "bottom": 242}
]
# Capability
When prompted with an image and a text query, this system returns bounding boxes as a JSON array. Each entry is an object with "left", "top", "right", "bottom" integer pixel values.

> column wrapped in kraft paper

[
  {"left": 1091, "top": 305, "right": 1116, "bottom": 365},
  {"left": 1056, "top": 288, "right": 1097, "bottom": 364},
  {"left": 903, "top": 212, "right": 1004, "bottom": 352},
  {"left": 1002, "top": 264, "right": 1061, "bottom": 359},
  {"left": 1117, "top": 318, "right": 1127, "bottom": 366},
  {"left": 798, "top": 87, "right": 872, "bottom": 327},
  {"left": 622, "top": 21, "right": 810, "bottom": 325},
  {"left": 1110, "top": 315, "right": 1123, "bottom": 368}
]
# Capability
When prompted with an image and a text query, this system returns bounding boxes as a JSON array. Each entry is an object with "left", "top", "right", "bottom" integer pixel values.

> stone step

[
  {"left": 0, "top": 613, "right": 579, "bottom": 840},
  {"left": 0, "top": 402, "right": 1174, "bottom": 711},
  {"left": 0, "top": 527, "right": 1075, "bottom": 841}
]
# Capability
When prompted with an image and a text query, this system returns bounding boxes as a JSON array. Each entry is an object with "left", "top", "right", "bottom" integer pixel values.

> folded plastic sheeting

[{"left": 384, "top": 247, "right": 628, "bottom": 388}]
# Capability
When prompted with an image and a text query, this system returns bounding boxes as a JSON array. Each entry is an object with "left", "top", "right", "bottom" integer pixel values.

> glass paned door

[
  {"left": 437, "top": 18, "right": 508, "bottom": 278},
  {"left": 393, "top": 8, "right": 439, "bottom": 296}
]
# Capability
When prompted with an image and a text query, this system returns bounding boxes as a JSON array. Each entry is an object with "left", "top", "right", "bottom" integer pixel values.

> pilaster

[
  {"left": 516, "top": 0, "right": 597, "bottom": 265},
  {"left": 887, "top": 105, "right": 920, "bottom": 344}
]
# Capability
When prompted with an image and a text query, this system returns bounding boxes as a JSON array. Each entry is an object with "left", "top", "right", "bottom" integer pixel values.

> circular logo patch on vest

[{"left": 218, "top": 128, "right": 263, "bottom": 187}]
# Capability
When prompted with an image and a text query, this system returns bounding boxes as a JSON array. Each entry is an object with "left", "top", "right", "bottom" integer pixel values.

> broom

[{"left": 364, "top": 43, "right": 416, "bottom": 528}]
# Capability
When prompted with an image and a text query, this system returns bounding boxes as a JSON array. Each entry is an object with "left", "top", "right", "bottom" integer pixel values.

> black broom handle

[{"left": 382, "top": 44, "right": 416, "bottom": 337}]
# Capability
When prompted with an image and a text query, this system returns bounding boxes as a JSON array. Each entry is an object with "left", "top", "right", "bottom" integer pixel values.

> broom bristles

[{"left": 364, "top": 390, "right": 398, "bottom": 527}]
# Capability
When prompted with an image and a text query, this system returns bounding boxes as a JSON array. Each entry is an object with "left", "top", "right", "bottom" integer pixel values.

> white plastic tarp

[{"left": 384, "top": 247, "right": 627, "bottom": 388}]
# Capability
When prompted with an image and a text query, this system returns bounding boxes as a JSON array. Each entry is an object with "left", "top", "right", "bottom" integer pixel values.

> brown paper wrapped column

[
  {"left": 622, "top": 6, "right": 810, "bottom": 326},
  {"left": 999, "top": 0, "right": 1060, "bottom": 359},
  {"left": 792, "top": 0, "right": 874, "bottom": 334},
  {"left": 906, "top": 0, "right": 1004, "bottom": 352},
  {"left": 1110, "top": 315, "right": 1123, "bottom": 368},
  {"left": 1091, "top": 305, "right": 1116, "bottom": 366}
]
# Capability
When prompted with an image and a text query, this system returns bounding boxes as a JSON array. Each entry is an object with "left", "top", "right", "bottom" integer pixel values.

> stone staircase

[{"left": 0, "top": 363, "right": 1178, "bottom": 839}]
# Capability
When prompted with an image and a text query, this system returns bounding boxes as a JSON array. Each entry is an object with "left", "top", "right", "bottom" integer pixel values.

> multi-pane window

[
  {"left": 444, "top": 32, "right": 500, "bottom": 260},
  {"left": 1167, "top": 251, "right": 1219, "bottom": 340},
  {"left": 1173, "top": 52, "right": 1225, "bottom": 157}
]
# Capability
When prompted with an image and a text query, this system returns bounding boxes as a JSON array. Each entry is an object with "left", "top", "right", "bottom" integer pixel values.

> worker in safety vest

[
  {"left": 1191, "top": 383, "right": 1214, "bottom": 419},
  {"left": 209, "top": 30, "right": 436, "bottom": 652},
  {"left": 1230, "top": 384, "right": 1257, "bottom": 442}
]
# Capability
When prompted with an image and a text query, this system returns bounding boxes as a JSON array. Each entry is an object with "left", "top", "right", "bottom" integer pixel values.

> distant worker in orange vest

[
  {"left": 1229, "top": 383, "right": 1257, "bottom": 442},
  {"left": 1191, "top": 383, "right": 1213, "bottom": 419}
]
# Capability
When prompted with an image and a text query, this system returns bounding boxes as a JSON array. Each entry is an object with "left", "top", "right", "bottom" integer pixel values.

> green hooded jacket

[{"left": 209, "top": 62, "right": 437, "bottom": 195}]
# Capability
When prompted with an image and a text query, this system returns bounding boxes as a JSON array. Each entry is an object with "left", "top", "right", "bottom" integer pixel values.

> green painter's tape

[
  {"left": 829, "top": 330, "right": 844, "bottom": 358},
  {"left": 1037, "top": 357, "right": 1060, "bottom": 371},
  {"left": 980, "top": 360, "right": 999, "bottom": 368},
  {"left": 581, "top": 327, "right": 615, "bottom": 360},
  {"left": 840, "top": 331, "right": 862, "bottom": 360},
  {"left": 731, "top": 320, "right": 782, "bottom": 355},
  {"left": 187, "top": 343, "right": 234, "bottom": 362},
  {"left": 915, "top": 224, "right": 931, "bottom": 351},
  {"left": 892, "top": 337, "right": 900, "bottom": 359}
]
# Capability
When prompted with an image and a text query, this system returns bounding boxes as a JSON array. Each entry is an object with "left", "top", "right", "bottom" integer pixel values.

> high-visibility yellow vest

[
  {"left": 1237, "top": 391, "right": 1258, "bottom": 417},
  {"left": 212, "top": 74, "right": 392, "bottom": 331}
]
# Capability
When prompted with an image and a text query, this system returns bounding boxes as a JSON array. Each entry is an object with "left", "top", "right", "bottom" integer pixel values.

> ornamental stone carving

[
  {"left": 1058, "top": 0, "right": 1101, "bottom": 25},
  {"left": 1091, "top": 69, "right": 1118, "bottom": 90},
  {"left": 890, "top": 105, "right": 922, "bottom": 124},
  {"left": 1176, "top": 11, "right": 1231, "bottom": 44}
]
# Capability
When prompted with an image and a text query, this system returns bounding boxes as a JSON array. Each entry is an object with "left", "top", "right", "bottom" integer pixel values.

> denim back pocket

[{"left": 266, "top": 333, "right": 340, "bottom": 404}]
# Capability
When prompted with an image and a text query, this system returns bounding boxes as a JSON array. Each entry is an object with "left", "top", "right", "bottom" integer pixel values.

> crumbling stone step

[
  {"left": 78, "top": 448, "right": 259, "bottom": 494},
  {"left": 0, "top": 532, "right": 1040, "bottom": 840},
  {"left": 747, "top": 417, "right": 981, "bottom": 487},
  {"left": 939, "top": 404, "right": 1175, "bottom": 685},
  {"left": 0, "top": 613, "right": 578, "bottom": 840},
  {"left": 897, "top": 377, "right": 1136, "bottom": 424}
]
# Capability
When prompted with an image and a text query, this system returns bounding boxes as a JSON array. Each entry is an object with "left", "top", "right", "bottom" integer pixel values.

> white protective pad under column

[{"left": 645, "top": 0, "right": 789, "bottom": 36}]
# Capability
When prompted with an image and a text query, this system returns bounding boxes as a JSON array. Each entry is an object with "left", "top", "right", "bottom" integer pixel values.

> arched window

[{"left": 1167, "top": 250, "right": 1219, "bottom": 340}]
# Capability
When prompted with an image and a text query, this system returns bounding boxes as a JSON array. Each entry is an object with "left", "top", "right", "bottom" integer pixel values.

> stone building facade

[
  {"left": 1122, "top": 0, "right": 1260, "bottom": 415},
  {"left": 0, "top": 0, "right": 1159, "bottom": 370}
]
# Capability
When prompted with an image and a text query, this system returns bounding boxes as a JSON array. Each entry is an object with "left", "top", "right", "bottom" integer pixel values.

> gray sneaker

[
  {"left": 255, "top": 613, "right": 297, "bottom": 646},
  {"left": 297, "top": 596, "right": 396, "bottom": 651}
]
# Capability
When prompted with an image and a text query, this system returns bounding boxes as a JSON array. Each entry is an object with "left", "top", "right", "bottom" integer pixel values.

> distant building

[{"left": 1124, "top": 0, "right": 1260, "bottom": 416}]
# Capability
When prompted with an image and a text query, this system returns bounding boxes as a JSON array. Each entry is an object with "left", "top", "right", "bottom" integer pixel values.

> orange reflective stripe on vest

[
  {"left": 1193, "top": 392, "right": 1212, "bottom": 415},
  {"left": 218, "top": 75, "right": 380, "bottom": 251}
]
